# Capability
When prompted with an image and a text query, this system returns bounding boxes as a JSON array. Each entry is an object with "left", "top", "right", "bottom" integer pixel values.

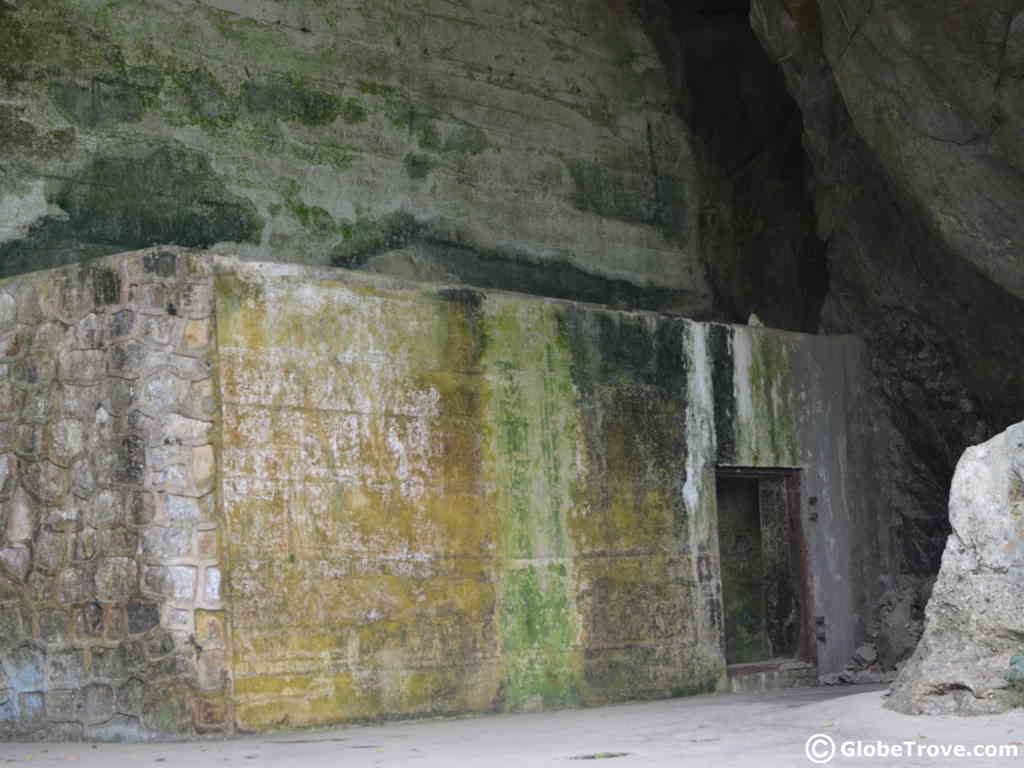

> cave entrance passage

[{"left": 716, "top": 468, "right": 804, "bottom": 666}]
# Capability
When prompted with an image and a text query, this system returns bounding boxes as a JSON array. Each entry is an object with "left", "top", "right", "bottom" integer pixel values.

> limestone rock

[
  {"left": 751, "top": 0, "right": 1024, "bottom": 628},
  {"left": 818, "top": 641, "right": 896, "bottom": 686},
  {"left": 0, "top": 0, "right": 705, "bottom": 315},
  {"left": 852, "top": 643, "right": 877, "bottom": 668},
  {"left": 887, "top": 421, "right": 1024, "bottom": 715}
]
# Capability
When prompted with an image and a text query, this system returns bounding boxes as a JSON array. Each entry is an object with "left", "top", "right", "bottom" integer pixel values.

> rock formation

[
  {"left": 887, "top": 421, "right": 1024, "bottom": 715},
  {"left": 744, "top": 0, "right": 1024, "bottom": 656},
  {"left": 0, "top": 0, "right": 705, "bottom": 314}
]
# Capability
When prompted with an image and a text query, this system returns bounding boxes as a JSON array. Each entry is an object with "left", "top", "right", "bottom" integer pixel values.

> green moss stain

[
  {"left": 0, "top": 143, "right": 262, "bottom": 278},
  {"left": 201, "top": 5, "right": 340, "bottom": 77},
  {"left": 339, "top": 97, "right": 368, "bottom": 124},
  {"left": 355, "top": 83, "right": 479, "bottom": 156},
  {"left": 282, "top": 180, "right": 336, "bottom": 235},
  {"left": 330, "top": 211, "right": 423, "bottom": 268},
  {"left": 243, "top": 75, "right": 340, "bottom": 127},
  {"left": 483, "top": 301, "right": 577, "bottom": 561},
  {"left": 501, "top": 566, "right": 580, "bottom": 710},
  {"left": 480, "top": 298, "right": 582, "bottom": 711},
  {"left": 501, "top": 565, "right": 574, "bottom": 652},
  {"left": 745, "top": 332, "right": 798, "bottom": 466},
  {"left": 62, "top": 145, "right": 261, "bottom": 248},
  {"left": 568, "top": 161, "right": 644, "bottom": 225},
  {"left": 247, "top": 120, "right": 357, "bottom": 172},
  {"left": 0, "top": 5, "right": 32, "bottom": 85},
  {"left": 213, "top": 270, "right": 266, "bottom": 349},
  {"left": 0, "top": 105, "right": 74, "bottom": 159},
  {"left": 327, "top": 212, "right": 692, "bottom": 311},
  {"left": 390, "top": 99, "right": 442, "bottom": 150},
  {"left": 559, "top": 308, "right": 689, "bottom": 554},
  {"left": 173, "top": 67, "right": 237, "bottom": 129},
  {"left": 567, "top": 160, "right": 688, "bottom": 242},
  {"left": 356, "top": 80, "right": 402, "bottom": 99},
  {"left": 0, "top": 3, "right": 127, "bottom": 86},
  {"left": 490, "top": 355, "right": 534, "bottom": 559},
  {"left": 435, "top": 287, "right": 485, "bottom": 372},
  {"left": 709, "top": 325, "right": 736, "bottom": 464},
  {"left": 717, "top": 329, "right": 799, "bottom": 468},
  {"left": 443, "top": 123, "right": 490, "bottom": 155},
  {"left": 50, "top": 72, "right": 163, "bottom": 127},
  {"left": 357, "top": 81, "right": 443, "bottom": 147},
  {"left": 504, "top": 649, "right": 582, "bottom": 711},
  {"left": 403, "top": 152, "right": 437, "bottom": 180}
]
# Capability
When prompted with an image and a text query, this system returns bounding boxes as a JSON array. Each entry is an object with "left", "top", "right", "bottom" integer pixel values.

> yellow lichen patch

[
  {"left": 216, "top": 265, "right": 725, "bottom": 727},
  {"left": 222, "top": 478, "right": 291, "bottom": 562},
  {"left": 395, "top": 663, "right": 502, "bottom": 714},
  {"left": 234, "top": 675, "right": 318, "bottom": 698},
  {"left": 575, "top": 555, "right": 694, "bottom": 649},
  {"left": 235, "top": 674, "right": 365, "bottom": 731},
  {"left": 182, "top": 318, "right": 210, "bottom": 351},
  {"left": 195, "top": 610, "right": 227, "bottom": 649},
  {"left": 219, "top": 268, "right": 503, "bottom": 726}
]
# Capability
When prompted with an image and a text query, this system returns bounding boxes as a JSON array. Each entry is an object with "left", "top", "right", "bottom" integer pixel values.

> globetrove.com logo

[{"left": 804, "top": 733, "right": 1021, "bottom": 764}]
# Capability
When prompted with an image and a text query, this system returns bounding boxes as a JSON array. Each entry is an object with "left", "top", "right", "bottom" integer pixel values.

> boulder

[{"left": 887, "top": 421, "right": 1024, "bottom": 714}]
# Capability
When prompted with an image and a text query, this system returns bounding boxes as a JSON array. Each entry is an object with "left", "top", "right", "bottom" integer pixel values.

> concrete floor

[{"left": 4, "top": 686, "right": 1024, "bottom": 767}]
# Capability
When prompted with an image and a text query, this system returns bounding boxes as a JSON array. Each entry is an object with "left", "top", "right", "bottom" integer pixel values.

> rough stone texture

[
  {"left": 0, "top": 0, "right": 705, "bottom": 315},
  {"left": 750, "top": 0, "right": 1024, "bottom": 302},
  {"left": 749, "top": 0, "right": 1024, "bottom": 661},
  {"left": 0, "top": 250, "right": 224, "bottom": 741},
  {"left": 887, "top": 422, "right": 1024, "bottom": 715}
]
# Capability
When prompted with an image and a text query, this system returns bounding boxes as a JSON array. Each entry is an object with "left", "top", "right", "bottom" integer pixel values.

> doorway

[{"left": 716, "top": 468, "right": 809, "bottom": 667}]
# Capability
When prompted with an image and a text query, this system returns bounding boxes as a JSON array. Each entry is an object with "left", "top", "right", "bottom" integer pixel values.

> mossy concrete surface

[
  {"left": 0, "top": 249, "right": 873, "bottom": 738},
  {"left": 212, "top": 256, "right": 871, "bottom": 730},
  {"left": 0, "top": 0, "right": 706, "bottom": 314}
]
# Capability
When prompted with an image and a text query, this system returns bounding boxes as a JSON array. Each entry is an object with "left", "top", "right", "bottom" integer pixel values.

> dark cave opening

[
  {"left": 633, "top": 0, "right": 985, "bottom": 671},
  {"left": 636, "top": 0, "right": 1024, "bottom": 679},
  {"left": 637, "top": 0, "right": 829, "bottom": 333}
]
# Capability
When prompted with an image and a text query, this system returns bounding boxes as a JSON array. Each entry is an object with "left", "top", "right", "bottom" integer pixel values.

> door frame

[{"left": 715, "top": 466, "right": 817, "bottom": 668}]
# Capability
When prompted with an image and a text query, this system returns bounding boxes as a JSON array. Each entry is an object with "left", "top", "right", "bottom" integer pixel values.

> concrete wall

[
  {"left": 0, "top": 0, "right": 705, "bottom": 314},
  {"left": 1, "top": 249, "right": 874, "bottom": 739},
  {"left": 706, "top": 324, "right": 883, "bottom": 674}
]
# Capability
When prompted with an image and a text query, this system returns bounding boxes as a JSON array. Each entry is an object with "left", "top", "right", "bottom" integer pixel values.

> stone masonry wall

[
  {"left": 0, "top": 250, "right": 225, "bottom": 740},
  {"left": 1, "top": 249, "right": 874, "bottom": 739}
]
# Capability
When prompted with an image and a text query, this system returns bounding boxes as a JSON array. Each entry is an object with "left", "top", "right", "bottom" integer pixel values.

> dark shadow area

[
  {"left": 717, "top": 474, "right": 800, "bottom": 664},
  {"left": 637, "top": 0, "right": 828, "bottom": 332}
]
